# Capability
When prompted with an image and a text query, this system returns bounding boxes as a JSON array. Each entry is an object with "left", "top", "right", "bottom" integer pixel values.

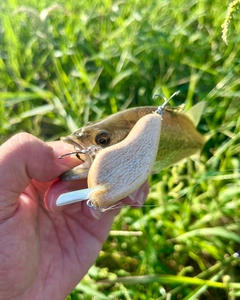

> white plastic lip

[{"left": 56, "top": 188, "right": 95, "bottom": 206}]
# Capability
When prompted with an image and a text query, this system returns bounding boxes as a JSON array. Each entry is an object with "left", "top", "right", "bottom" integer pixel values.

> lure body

[
  {"left": 60, "top": 103, "right": 205, "bottom": 181},
  {"left": 87, "top": 113, "right": 162, "bottom": 209}
]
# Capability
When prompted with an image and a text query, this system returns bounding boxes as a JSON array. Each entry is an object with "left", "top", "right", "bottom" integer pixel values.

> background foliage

[{"left": 1, "top": 0, "right": 240, "bottom": 299}]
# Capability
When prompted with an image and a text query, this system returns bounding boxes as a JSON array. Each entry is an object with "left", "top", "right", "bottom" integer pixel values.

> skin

[{"left": 0, "top": 133, "right": 148, "bottom": 300}]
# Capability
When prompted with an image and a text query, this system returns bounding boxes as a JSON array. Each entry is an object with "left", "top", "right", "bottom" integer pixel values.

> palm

[{"left": 4, "top": 178, "right": 116, "bottom": 300}]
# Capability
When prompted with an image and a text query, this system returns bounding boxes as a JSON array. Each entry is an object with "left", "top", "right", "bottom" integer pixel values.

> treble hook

[
  {"left": 153, "top": 91, "right": 180, "bottom": 116},
  {"left": 58, "top": 145, "right": 102, "bottom": 160}
]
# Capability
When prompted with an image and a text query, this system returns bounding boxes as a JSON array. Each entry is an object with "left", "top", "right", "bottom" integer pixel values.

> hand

[{"left": 0, "top": 133, "right": 149, "bottom": 299}]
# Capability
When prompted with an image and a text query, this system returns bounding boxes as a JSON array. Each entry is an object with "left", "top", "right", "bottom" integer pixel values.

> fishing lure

[{"left": 57, "top": 95, "right": 205, "bottom": 211}]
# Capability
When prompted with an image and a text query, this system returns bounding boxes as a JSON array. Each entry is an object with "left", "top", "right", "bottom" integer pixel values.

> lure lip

[
  {"left": 56, "top": 186, "right": 105, "bottom": 206},
  {"left": 56, "top": 188, "right": 92, "bottom": 206}
]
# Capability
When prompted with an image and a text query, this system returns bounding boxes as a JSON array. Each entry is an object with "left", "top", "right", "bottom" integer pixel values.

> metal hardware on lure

[
  {"left": 153, "top": 91, "right": 180, "bottom": 116},
  {"left": 58, "top": 145, "right": 102, "bottom": 159},
  {"left": 58, "top": 145, "right": 102, "bottom": 181}
]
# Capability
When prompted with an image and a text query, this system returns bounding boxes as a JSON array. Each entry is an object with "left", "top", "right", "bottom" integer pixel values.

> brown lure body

[{"left": 60, "top": 103, "right": 205, "bottom": 181}]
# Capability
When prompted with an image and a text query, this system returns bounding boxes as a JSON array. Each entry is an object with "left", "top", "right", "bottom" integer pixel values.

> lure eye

[{"left": 95, "top": 131, "right": 111, "bottom": 146}]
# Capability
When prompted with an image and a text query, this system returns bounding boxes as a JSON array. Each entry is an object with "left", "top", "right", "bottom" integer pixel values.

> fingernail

[
  {"left": 135, "top": 191, "right": 146, "bottom": 207},
  {"left": 49, "top": 195, "right": 65, "bottom": 212},
  {"left": 128, "top": 189, "right": 140, "bottom": 202},
  {"left": 90, "top": 208, "right": 103, "bottom": 220}
]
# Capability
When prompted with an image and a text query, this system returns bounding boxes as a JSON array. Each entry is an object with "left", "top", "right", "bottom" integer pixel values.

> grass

[{"left": 1, "top": 0, "right": 240, "bottom": 299}]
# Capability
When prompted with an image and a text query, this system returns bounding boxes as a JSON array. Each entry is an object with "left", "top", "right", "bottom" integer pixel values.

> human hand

[{"left": 0, "top": 133, "right": 149, "bottom": 300}]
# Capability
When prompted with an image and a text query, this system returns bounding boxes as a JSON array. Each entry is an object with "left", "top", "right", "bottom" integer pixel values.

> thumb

[{"left": 0, "top": 133, "right": 76, "bottom": 211}]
